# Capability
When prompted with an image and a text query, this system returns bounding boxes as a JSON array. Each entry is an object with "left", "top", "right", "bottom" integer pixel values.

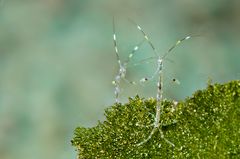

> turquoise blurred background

[{"left": 0, "top": 0, "right": 239, "bottom": 158}]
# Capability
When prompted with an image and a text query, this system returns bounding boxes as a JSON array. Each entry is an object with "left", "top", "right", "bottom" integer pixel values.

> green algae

[{"left": 72, "top": 80, "right": 240, "bottom": 158}]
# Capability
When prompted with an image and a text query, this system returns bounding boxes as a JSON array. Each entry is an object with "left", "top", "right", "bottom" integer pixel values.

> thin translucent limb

[
  {"left": 131, "top": 56, "right": 157, "bottom": 67},
  {"left": 137, "top": 127, "right": 157, "bottom": 146},
  {"left": 137, "top": 59, "right": 164, "bottom": 146},
  {"left": 124, "top": 39, "right": 146, "bottom": 64},
  {"left": 128, "top": 18, "right": 158, "bottom": 57},
  {"left": 161, "top": 35, "right": 200, "bottom": 60},
  {"left": 112, "top": 17, "right": 123, "bottom": 103},
  {"left": 159, "top": 128, "right": 175, "bottom": 147},
  {"left": 130, "top": 56, "right": 175, "bottom": 68}
]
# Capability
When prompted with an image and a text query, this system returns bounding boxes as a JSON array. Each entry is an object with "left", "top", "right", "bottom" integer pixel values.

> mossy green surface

[{"left": 72, "top": 80, "right": 240, "bottom": 158}]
